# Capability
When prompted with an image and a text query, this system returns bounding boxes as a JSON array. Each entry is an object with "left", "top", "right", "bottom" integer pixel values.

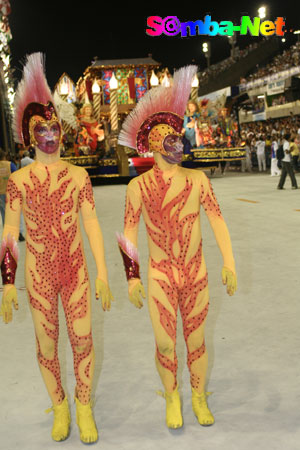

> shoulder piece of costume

[
  {"left": 12, "top": 52, "right": 60, "bottom": 147},
  {"left": 118, "top": 65, "right": 198, "bottom": 155}
]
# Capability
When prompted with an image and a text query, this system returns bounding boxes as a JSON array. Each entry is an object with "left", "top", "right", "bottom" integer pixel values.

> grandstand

[{"left": 196, "top": 37, "right": 300, "bottom": 125}]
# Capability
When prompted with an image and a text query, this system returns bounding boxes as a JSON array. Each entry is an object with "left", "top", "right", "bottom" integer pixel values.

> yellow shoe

[
  {"left": 46, "top": 396, "right": 71, "bottom": 442},
  {"left": 75, "top": 396, "right": 98, "bottom": 444},
  {"left": 164, "top": 385, "right": 183, "bottom": 429},
  {"left": 191, "top": 388, "right": 214, "bottom": 426}
]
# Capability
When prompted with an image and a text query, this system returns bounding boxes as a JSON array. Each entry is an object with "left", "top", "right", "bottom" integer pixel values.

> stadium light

[
  {"left": 202, "top": 42, "right": 211, "bottom": 68},
  {"left": 294, "top": 30, "right": 300, "bottom": 41},
  {"left": 258, "top": 6, "right": 266, "bottom": 19},
  {"left": 202, "top": 42, "right": 209, "bottom": 53}
]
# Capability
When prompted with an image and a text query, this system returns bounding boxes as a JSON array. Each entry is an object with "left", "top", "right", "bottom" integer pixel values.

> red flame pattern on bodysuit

[
  {"left": 136, "top": 166, "right": 210, "bottom": 390},
  {"left": 7, "top": 166, "right": 95, "bottom": 403}
]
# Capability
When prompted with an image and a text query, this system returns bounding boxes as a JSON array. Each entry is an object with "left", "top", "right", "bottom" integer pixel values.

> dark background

[{"left": 8, "top": 2, "right": 298, "bottom": 89}]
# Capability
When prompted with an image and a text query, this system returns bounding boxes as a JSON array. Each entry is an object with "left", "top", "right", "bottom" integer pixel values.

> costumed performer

[
  {"left": 182, "top": 100, "right": 200, "bottom": 152},
  {"left": 116, "top": 65, "right": 237, "bottom": 429},
  {"left": 77, "top": 103, "right": 104, "bottom": 153},
  {"left": 0, "top": 53, "right": 114, "bottom": 444}
]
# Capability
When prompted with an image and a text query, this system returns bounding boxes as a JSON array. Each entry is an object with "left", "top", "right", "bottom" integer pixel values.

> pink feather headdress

[
  {"left": 118, "top": 65, "right": 198, "bottom": 155},
  {"left": 13, "top": 52, "right": 59, "bottom": 146}
]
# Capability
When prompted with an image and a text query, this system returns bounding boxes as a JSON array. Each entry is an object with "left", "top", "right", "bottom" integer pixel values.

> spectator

[
  {"left": 255, "top": 135, "right": 266, "bottom": 172},
  {"left": 21, "top": 150, "right": 35, "bottom": 167},
  {"left": 289, "top": 136, "right": 299, "bottom": 171},
  {"left": 270, "top": 134, "right": 280, "bottom": 176},
  {"left": 277, "top": 133, "right": 298, "bottom": 189},
  {"left": 0, "top": 149, "right": 17, "bottom": 225},
  {"left": 241, "top": 138, "right": 252, "bottom": 172}
]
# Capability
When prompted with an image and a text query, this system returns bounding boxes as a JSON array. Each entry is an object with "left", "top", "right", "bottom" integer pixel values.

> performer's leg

[
  {"left": 148, "top": 276, "right": 182, "bottom": 428},
  {"left": 27, "top": 286, "right": 71, "bottom": 441},
  {"left": 148, "top": 276, "right": 178, "bottom": 393},
  {"left": 179, "top": 283, "right": 209, "bottom": 394},
  {"left": 179, "top": 276, "right": 214, "bottom": 426},
  {"left": 60, "top": 266, "right": 97, "bottom": 443},
  {"left": 28, "top": 288, "right": 64, "bottom": 404}
]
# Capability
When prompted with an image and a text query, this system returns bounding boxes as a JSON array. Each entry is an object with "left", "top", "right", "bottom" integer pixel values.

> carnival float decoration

[
  {"left": 0, "top": 1, "right": 14, "bottom": 153},
  {"left": 59, "top": 56, "right": 161, "bottom": 178},
  {"left": 50, "top": 56, "right": 245, "bottom": 179},
  {"left": 181, "top": 89, "right": 245, "bottom": 173}
]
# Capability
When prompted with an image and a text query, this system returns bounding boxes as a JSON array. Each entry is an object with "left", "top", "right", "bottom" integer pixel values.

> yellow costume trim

[
  {"left": 95, "top": 278, "right": 114, "bottom": 311},
  {"left": 0, "top": 285, "right": 18, "bottom": 323},
  {"left": 128, "top": 279, "right": 145, "bottom": 309},
  {"left": 45, "top": 396, "right": 71, "bottom": 441},
  {"left": 191, "top": 388, "right": 214, "bottom": 426},
  {"left": 222, "top": 267, "right": 237, "bottom": 296},
  {"left": 157, "top": 384, "right": 183, "bottom": 429},
  {"left": 75, "top": 395, "right": 98, "bottom": 444}
]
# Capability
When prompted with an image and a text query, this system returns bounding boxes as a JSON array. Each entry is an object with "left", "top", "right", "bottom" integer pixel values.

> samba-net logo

[{"left": 146, "top": 16, "right": 286, "bottom": 37}]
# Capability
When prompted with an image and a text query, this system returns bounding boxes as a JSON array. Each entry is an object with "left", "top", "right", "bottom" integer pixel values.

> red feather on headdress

[
  {"left": 118, "top": 65, "right": 198, "bottom": 151},
  {"left": 13, "top": 52, "right": 56, "bottom": 144}
]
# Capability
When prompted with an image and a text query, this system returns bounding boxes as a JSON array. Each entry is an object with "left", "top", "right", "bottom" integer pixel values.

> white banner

[
  {"left": 240, "top": 65, "right": 300, "bottom": 91},
  {"left": 267, "top": 79, "right": 285, "bottom": 96},
  {"left": 253, "top": 111, "right": 266, "bottom": 121}
]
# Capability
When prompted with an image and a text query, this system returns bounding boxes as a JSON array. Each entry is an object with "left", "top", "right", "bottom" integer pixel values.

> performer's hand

[
  {"left": 222, "top": 267, "right": 237, "bottom": 296},
  {"left": 95, "top": 279, "right": 114, "bottom": 311},
  {"left": 128, "top": 279, "right": 146, "bottom": 309},
  {"left": 0, "top": 285, "right": 18, "bottom": 324}
]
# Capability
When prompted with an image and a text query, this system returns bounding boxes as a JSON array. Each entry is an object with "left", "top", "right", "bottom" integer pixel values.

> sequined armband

[
  {"left": 116, "top": 232, "right": 140, "bottom": 281},
  {"left": 0, "top": 234, "right": 19, "bottom": 285}
]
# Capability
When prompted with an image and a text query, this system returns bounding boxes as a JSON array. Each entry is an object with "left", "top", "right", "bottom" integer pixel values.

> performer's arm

[
  {"left": 0, "top": 174, "right": 22, "bottom": 323},
  {"left": 117, "top": 181, "right": 145, "bottom": 308},
  {"left": 199, "top": 172, "right": 237, "bottom": 295},
  {"left": 79, "top": 170, "right": 113, "bottom": 310}
]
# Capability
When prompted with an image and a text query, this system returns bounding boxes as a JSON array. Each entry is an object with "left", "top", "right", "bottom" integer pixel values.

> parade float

[
  {"left": 53, "top": 60, "right": 245, "bottom": 181},
  {"left": 54, "top": 56, "right": 162, "bottom": 181},
  {"left": 181, "top": 86, "right": 246, "bottom": 174}
]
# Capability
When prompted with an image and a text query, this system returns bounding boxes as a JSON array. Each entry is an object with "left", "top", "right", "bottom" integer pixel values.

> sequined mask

[
  {"left": 161, "top": 134, "right": 184, "bottom": 164},
  {"left": 29, "top": 116, "right": 61, "bottom": 154},
  {"left": 136, "top": 112, "right": 184, "bottom": 156}
]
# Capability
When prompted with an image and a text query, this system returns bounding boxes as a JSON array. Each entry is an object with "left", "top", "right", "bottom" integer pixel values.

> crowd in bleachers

[
  {"left": 243, "top": 41, "right": 300, "bottom": 84},
  {"left": 198, "top": 42, "right": 260, "bottom": 86},
  {"left": 240, "top": 115, "right": 300, "bottom": 141},
  {"left": 239, "top": 115, "right": 300, "bottom": 172},
  {"left": 198, "top": 37, "right": 300, "bottom": 94}
]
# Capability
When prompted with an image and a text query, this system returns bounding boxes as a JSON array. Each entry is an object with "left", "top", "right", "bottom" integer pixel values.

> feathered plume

[
  {"left": 118, "top": 65, "right": 198, "bottom": 150},
  {"left": 116, "top": 232, "right": 139, "bottom": 263},
  {"left": 53, "top": 91, "right": 78, "bottom": 130},
  {"left": 0, "top": 234, "right": 19, "bottom": 262},
  {"left": 13, "top": 52, "right": 55, "bottom": 143}
]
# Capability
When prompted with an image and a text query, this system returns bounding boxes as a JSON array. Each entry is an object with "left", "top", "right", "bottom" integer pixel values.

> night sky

[{"left": 7, "top": 2, "right": 298, "bottom": 90}]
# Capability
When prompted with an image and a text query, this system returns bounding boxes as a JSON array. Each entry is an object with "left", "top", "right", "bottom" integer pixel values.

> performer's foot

[
  {"left": 191, "top": 388, "right": 214, "bottom": 426},
  {"left": 48, "top": 396, "right": 71, "bottom": 442},
  {"left": 75, "top": 396, "right": 98, "bottom": 444},
  {"left": 164, "top": 385, "right": 183, "bottom": 429}
]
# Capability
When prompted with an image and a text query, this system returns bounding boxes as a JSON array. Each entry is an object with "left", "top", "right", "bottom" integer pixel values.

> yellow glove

[
  {"left": 222, "top": 267, "right": 237, "bottom": 296},
  {"left": 0, "top": 285, "right": 18, "bottom": 324},
  {"left": 95, "top": 279, "right": 114, "bottom": 311},
  {"left": 128, "top": 279, "right": 146, "bottom": 309}
]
